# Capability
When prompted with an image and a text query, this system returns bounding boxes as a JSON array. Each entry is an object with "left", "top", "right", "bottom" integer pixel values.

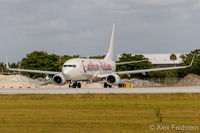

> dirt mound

[
  {"left": 176, "top": 74, "right": 200, "bottom": 86},
  {"left": 0, "top": 75, "right": 39, "bottom": 88},
  {"left": 0, "top": 74, "right": 112, "bottom": 88}
]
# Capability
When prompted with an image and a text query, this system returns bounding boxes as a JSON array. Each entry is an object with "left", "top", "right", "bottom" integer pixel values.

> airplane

[{"left": 6, "top": 24, "right": 195, "bottom": 88}]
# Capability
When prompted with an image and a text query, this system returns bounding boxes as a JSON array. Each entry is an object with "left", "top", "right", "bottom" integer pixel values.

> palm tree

[{"left": 170, "top": 54, "right": 177, "bottom": 66}]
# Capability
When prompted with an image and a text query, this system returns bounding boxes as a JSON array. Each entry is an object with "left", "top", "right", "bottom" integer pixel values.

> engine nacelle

[
  {"left": 52, "top": 73, "right": 66, "bottom": 85},
  {"left": 106, "top": 73, "right": 120, "bottom": 85}
]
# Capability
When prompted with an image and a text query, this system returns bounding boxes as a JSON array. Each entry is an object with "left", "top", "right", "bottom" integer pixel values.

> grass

[{"left": 0, "top": 94, "right": 199, "bottom": 133}]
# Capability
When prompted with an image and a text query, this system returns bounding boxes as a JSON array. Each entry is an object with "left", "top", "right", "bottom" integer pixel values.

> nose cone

[{"left": 62, "top": 68, "right": 71, "bottom": 80}]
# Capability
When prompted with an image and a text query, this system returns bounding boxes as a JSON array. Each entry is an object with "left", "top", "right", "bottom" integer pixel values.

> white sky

[{"left": 0, "top": 0, "right": 200, "bottom": 62}]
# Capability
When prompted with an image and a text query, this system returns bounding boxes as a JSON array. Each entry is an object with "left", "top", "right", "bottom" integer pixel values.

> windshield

[{"left": 63, "top": 65, "right": 76, "bottom": 68}]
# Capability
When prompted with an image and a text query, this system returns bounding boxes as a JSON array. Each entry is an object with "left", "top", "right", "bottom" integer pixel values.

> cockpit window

[{"left": 63, "top": 65, "right": 76, "bottom": 68}]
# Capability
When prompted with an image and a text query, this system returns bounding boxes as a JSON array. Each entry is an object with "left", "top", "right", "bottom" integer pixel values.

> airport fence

[
  {"left": 145, "top": 77, "right": 196, "bottom": 87},
  {"left": 148, "top": 78, "right": 180, "bottom": 86}
]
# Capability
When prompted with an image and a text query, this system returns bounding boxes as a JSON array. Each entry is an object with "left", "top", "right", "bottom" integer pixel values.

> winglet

[
  {"left": 6, "top": 57, "right": 10, "bottom": 69},
  {"left": 188, "top": 54, "right": 196, "bottom": 67}
]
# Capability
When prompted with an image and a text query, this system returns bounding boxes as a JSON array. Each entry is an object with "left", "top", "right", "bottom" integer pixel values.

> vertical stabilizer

[
  {"left": 6, "top": 57, "right": 10, "bottom": 69},
  {"left": 104, "top": 24, "right": 115, "bottom": 61}
]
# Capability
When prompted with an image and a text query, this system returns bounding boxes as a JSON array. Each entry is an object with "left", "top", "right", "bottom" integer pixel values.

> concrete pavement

[{"left": 0, "top": 86, "right": 200, "bottom": 94}]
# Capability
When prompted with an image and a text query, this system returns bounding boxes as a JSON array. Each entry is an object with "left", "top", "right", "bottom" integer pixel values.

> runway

[{"left": 0, "top": 86, "right": 200, "bottom": 94}]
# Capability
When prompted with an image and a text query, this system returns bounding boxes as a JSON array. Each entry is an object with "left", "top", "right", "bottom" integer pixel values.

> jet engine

[
  {"left": 52, "top": 73, "right": 66, "bottom": 85},
  {"left": 106, "top": 73, "right": 120, "bottom": 85}
]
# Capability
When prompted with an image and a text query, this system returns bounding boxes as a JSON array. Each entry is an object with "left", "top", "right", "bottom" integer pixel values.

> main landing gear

[
  {"left": 69, "top": 81, "right": 81, "bottom": 88},
  {"left": 104, "top": 83, "right": 112, "bottom": 88}
]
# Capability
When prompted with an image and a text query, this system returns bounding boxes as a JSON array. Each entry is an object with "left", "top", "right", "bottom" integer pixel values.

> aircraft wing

[
  {"left": 97, "top": 63, "right": 191, "bottom": 78},
  {"left": 115, "top": 60, "right": 147, "bottom": 65},
  {"left": 115, "top": 55, "right": 195, "bottom": 75},
  {"left": 97, "top": 55, "right": 194, "bottom": 78},
  {"left": 6, "top": 58, "right": 60, "bottom": 75},
  {"left": 115, "top": 65, "right": 189, "bottom": 75}
]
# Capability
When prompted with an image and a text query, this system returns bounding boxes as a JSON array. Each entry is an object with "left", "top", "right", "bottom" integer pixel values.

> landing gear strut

[
  {"left": 104, "top": 83, "right": 112, "bottom": 88},
  {"left": 69, "top": 82, "right": 81, "bottom": 88}
]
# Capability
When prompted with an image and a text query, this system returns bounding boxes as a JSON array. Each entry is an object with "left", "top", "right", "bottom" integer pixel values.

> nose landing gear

[{"left": 69, "top": 81, "right": 81, "bottom": 88}]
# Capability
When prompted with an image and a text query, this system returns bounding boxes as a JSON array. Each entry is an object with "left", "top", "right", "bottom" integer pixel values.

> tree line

[{"left": 1, "top": 49, "right": 199, "bottom": 79}]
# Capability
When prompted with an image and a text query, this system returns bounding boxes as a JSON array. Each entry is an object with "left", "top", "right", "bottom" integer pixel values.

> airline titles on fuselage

[{"left": 82, "top": 60, "right": 112, "bottom": 73}]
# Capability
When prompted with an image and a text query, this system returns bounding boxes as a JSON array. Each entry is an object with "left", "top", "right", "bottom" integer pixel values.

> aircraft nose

[
  {"left": 62, "top": 68, "right": 72, "bottom": 79},
  {"left": 63, "top": 70, "right": 68, "bottom": 75},
  {"left": 62, "top": 68, "right": 69, "bottom": 74}
]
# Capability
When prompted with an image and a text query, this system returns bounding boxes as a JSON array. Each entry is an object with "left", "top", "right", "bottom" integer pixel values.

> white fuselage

[{"left": 62, "top": 58, "right": 116, "bottom": 81}]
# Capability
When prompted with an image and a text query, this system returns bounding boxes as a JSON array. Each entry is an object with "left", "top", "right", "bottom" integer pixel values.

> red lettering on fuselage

[
  {"left": 87, "top": 61, "right": 100, "bottom": 71},
  {"left": 99, "top": 61, "right": 112, "bottom": 71},
  {"left": 82, "top": 60, "right": 112, "bottom": 73},
  {"left": 81, "top": 60, "right": 87, "bottom": 73}
]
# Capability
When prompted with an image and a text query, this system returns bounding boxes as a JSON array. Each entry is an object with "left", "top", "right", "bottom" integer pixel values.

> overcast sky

[{"left": 1, "top": 0, "right": 200, "bottom": 62}]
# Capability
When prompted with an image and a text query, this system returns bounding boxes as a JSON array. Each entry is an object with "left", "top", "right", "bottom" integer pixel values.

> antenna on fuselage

[{"left": 104, "top": 24, "right": 115, "bottom": 61}]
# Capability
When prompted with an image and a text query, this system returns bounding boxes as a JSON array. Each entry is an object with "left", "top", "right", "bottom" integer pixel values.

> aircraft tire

[
  {"left": 77, "top": 83, "right": 81, "bottom": 88},
  {"left": 72, "top": 83, "right": 77, "bottom": 88},
  {"left": 104, "top": 83, "right": 108, "bottom": 88}
]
